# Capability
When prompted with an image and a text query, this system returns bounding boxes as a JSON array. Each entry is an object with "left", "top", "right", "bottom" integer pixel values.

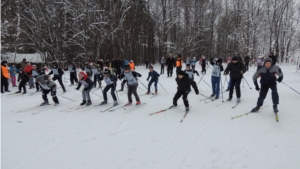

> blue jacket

[
  {"left": 147, "top": 70, "right": 160, "bottom": 81},
  {"left": 9, "top": 66, "right": 18, "bottom": 76}
]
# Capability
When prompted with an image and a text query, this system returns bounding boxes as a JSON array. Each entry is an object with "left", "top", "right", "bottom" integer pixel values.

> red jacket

[{"left": 24, "top": 65, "right": 33, "bottom": 76}]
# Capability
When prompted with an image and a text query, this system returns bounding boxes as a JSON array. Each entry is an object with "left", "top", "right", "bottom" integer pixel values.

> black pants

[
  {"left": 245, "top": 62, "right": 249, "bottom": 71},
  {"left": 161, "top": 64, "right": 165, "bottom": 74},
  {"left": 35, "top": 81, "right": 40, "bottom": 91},
  {"left": 1, "top": 77, "right": 9, "bottom": 92},
  {"left": 146, "top": 63, "right": 148, "bottom": 69},
  {"left": 103, "top": 84, "right": 117, "bottom": 101},
  {"left": 167, "top": 66, "right": 173, "bottom": 77},
  {"left": 201, "top": 65, "right": 206, "bottom": 74},
  {"left": 192, "top": 65, "right": 195, "bottom": 70},
  {"left": 93, "top": 75, "right": 101, "bottom": 87},
  {"left": 120, "top": 80, "right": 127, "bottom": 90},
  {"left": 115, "top": 68, "right": 121, "bottom": 77},
  {"left": 18, "top": 80, "right": 27, "bottom": 92},
  {"left": 127, "top": 84, "right": 140, "bottom": 103},
  {"left": 229, "top": 78, "right": 242, "bottom": 99},
  {"left": 70, "top": 72, "right": 78, "bottom": 84},
  {"left": 176, "top": 66, "right": 182, "bottom": 76},
  {"left": 52, "top": 76, "right": 66, "bottom": 91},
  {"left": 173, "top": 90, "right": 189, "bottom": 107},
  {"left": 257, "top": 83, "right": 279, "bottom": 106},
  {"left": 42, "top": 90, "right": 59, "bottom": 103}
]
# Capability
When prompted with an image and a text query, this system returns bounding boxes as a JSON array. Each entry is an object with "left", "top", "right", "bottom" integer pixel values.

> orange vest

[
  {"left": 176, "top": 58, "right": 182, "bottom": 67},
  {"left": 129, "top": 63, "right": 135, "bottom": 70},
  {"left": 1, "top": 66, "right": 10, "bottom": 79}
]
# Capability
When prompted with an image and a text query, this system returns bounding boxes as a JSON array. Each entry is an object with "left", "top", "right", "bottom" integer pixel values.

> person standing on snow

[
  {"left": 209, "top": 58, "right": 224, "bottom": 100},
  {"left": 99, "top": 70, "right": 118, "bottom": 106},
  {"left": 48, "top": 62, "right": 66, "bottom": 92},
  {"left": 160, "top": 56, "right": 165, "bottom": 74},
  {"left": 1, "top": 61, "right": 10, "bottom": 93},
  {"left": 191, "top": 57, "right": 197, "bottom": 70},
  {"left": 64, "top": 62, "right": 78, "bottom": 86},
  {"left": 146, "top": 66, "right": 160, "bottom": 95},
  {"left": 184, "top": 65, "right": 199, "bottom": 81},
  {"left": 251, "top": 57, "right": 283, "bottom": 113},
  {"left": 166, "top": 53, "right": 175, "bottom": 77},
  {"left": 200, "top": 55, "right": 206, "bottom": 74},
  {"left": 36, "top": 75, "right": 60, "bottom": 106},
  {"left": 15, "top": 68, "right": 29, "bottom": 94},
  {"left": 9, "top": 64, "right": 18, "bottom": 87},
  {"left": 224, "top": 56, "right": 246, "bottom": 103},
  {"left": 76, "top": 71, "right": 94, "bottom": 106}
]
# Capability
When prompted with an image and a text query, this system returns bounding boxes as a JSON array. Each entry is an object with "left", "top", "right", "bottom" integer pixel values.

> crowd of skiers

[{"left": 1, "top": 52, "right": 284, "bottom": 113}]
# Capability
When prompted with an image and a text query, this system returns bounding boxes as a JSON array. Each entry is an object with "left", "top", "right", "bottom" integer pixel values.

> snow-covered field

[{"left": 2, "top": 63, "right": 300, "bottom": 169}]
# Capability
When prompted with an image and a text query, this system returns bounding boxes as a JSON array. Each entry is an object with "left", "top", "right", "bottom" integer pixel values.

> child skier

[
  {"left": 224, "top": 56, "right": 246, "bottom": 103},
  {"left": 184, "top": 65, "right": 199, "bottom": 81},
  {"left": 146, "top": 66, "right": 160, "bottom": 95},
  {"left": 9, "top": 64, "right": 18, "bottom": 87},
  {"left": 64, "top": 62, "right": 78, "bottom": 86},
  {"left": 172, "top": 70, "right": 199, "bottom": 111},
  {"left": 99, "top": 70, "right": 118, "bottom": 106},
  {"left": 210, "top": 58, "right": 224, "bottom": 100},
  {"left": 36, "top": 75, "right": 60, "bottom": 106},
  {"left": 84, "top": 62, "right": 92, "bottom": 77},
  {"left": 119, "top": 66, "right": 142, "bottom": 106},
  {"left": 16, "top": 68, "right": 29, "bottom": 94},
  {"left": 76, "top": 71, "right": 94, "bottom": 106},
  {"left": 48, "top": 62, "right": 66, "bottom": 92},
  {"left": 32, "top": 65, "right": 41, "bottom": 91},
  {"left": 251, "top": 57, "right": 283, "bottom": 113},
  {"left": 91, "top": 65, "right": 102, "bottom": 88}
]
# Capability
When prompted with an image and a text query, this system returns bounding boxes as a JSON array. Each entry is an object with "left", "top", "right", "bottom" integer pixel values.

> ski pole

[
  {"left": 58, "top": 95, "right": 76, "bottom": 101},
  {"left": 113, "top": 83, "right": 120, "bottom": 101},
  {"left": 158, "top": 81, "right": 168, "bottom": 93},
  {"left": 202, "top": 79, "right": 212, "bottom": 88},
  {"left": 281, "top": 82, "right": 300, "bottom": 95},
  {"left": 220, "top": 75, "right": 224, "bottom": 102},
  {"left": 243, "top": 77, "right": 252, "bottom": 89},
  {"left": 137, "top": 78, "right": 148, "bottom": 90},
  {"left": 90, "top": 90, "right": 103, "bottom": 98},
  {"left": 197, "top": 73, "right": 205, "bottom": 86},
  {"left": 222, "top": 75, "right": 227, "bottom": 88},
  {"left": 243, "top": 78, "right": 244, "bottom": 87}
]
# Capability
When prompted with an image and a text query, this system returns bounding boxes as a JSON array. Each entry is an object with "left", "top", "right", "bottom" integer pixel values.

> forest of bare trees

[{"left": 1, "top": 0, "right": 300, "bottom": 65}]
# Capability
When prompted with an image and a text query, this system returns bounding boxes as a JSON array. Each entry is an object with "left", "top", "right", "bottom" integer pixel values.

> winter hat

[
  {"left": 232, "top": 56, "right": 238, "bottom": 61},
  {"left": 177, "top": 54, "right": 182, "bottom": 58},
  {"left": 43, "top": 75, "right": 49, "bottom": 81},
  {"left": 216, "top": 59, "right": 223, "bottom": 64},
  {"left": 178, "top": 70, "right": 186, "bottom": 76},
  {"left": 264, "top": 57, "right": 272, "bottom": 64},
  {"left": 130, "top": 60, "right": 133, "bottom": 62},
  {"left": 103, "top": 70, "right": 110, "bottom": 76},
  {"left": 149, "top": 66, "right": 153, "bottom": 69},
  {"left": 79, "top": 71, "right": 86, "bottom": 76},
  {"left": 124, "top": 65, "right": 131, "bottom": 70},
  {"left": 1, "top": 61, "right": 7, "bottom": 65}
]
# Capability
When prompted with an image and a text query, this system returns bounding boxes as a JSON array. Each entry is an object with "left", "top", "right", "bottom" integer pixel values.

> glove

[
  {"left": 255, "top": 86, "right": 260, "bottom": 91},
  {"left": 18, "top": 80, "right": 20, "bottom": 82},
  {"left": 138, "top": 74, "right": 142, "bottom": 77},
  {"left": 147, "top": 78, "right": 149, "bottom": 81},
  {"left": 195, "top": 90, "right": 199, "bottom": 95},
  {"left": 277, "top": 77, "right": 282, "bottom": 83}
]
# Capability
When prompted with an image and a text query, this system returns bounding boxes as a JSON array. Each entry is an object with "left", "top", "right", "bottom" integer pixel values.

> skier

[
  {"left": 1, "top": 61, "right": 10, "bottom": 93},
  {"left": 31, "top": 65, "right": 41, "bottom": 92},
  {"left": 185, "top": 57, "right": 191, "bottom": 67},
  {"left": 200, "top": 55, "right": 206, "bottom": 74},
  {"left": 76, "top": 71, "right": 94, "bottom": 106},
  {"left": 64, "top": 62, "right": 78, "bottom": 86},
  {"left": 24, "top": 62, "right": 34, "bottom": 89},
  {"left": 210, "top": 58, "right": 224, "bottom": 100},
  {"left": 99, "top": 70, "right": 118, "bottom": 106},
  {"left": 160, "top": 56, "right": 165, "bottom": 74},
  {"left": 172, "top": 70, "right": 199, "bottom": 111},
  {"left": 166, "top": 53, "right": 175, "bottom": 77},
  {"left": 146, "top": 66, "right": 160, "bottom": 95},
  {"left": 84, "top": 62, "right": 92, "bottom": 77},
  {"left": 175, "top": 54, "right": 183, "bottom": 76},
  {"left": 118, "top": 69, "right": 127, "bottom": 91},
  {"left": 244, "top": 55, "right": 250, "bottom": 71},
  {"left": 129, "top": 60, "right": 135, "bottom": 70},
  {"left": 256, "top": 56, "right": 264, "bottom": 70},
  {"left": 191, "top": 57, "right": 197, "bottom": 70},
  {"left": 9, "top": 63, "right": 18, "bottom": 87},
  {"left": 184, "top": 65, "right": 199, "bottom": 81},
  {"left": 251, "top": 57, "right": 283, "bottom": 113},
  {"left": 269, "top": 52, "right": 277, "bottom": 65},
  {"left": 224, "top": 56, "right": 246, "bottom": 103},
  {"left": 48, "top": 62, "right": 66, "bottom": 92},
  {"left": 36, "top": 75, "right": 60, "bottom": 106},
  {"left": 15, "top": 68, "right": 29, "bottom": 94},
  {"left": 91, "top": 64, "right": 102, "bottom": 88},
  {"left": 145, "top": 59, "right": 149, "bottom": 69},
  {"left": 119, "top": 66, "right": 142, "bottom": 106}
]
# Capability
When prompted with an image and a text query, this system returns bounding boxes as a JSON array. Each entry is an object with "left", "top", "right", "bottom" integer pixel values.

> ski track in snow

[{"left": 2, "top": 63, "right": 300, "bottom": 169}]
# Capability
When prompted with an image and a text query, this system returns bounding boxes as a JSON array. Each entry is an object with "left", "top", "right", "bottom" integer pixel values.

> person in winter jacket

[
  {"left": 36, "top": 75, "right": 59, "bottom": 106},
  {"left": 160, "top": 56, "right": 166, "bottom": 74},
  {"left": 145, "top": 59, "right": 149, "bottom": 69},
  {"left": 16, "top": 68, "right": 29, "bottom": 94},
  {"left": 9, "top": 64, "right": 18, "bottom": 87},
  {"left": 64, "top": 62, "right": 78, "bottom": 86},
  {"left": 24, "top": 62, "right": 34, "bottom": 89},
  {"left": 244, "top": 55, "right": 250, "bottom": 71},
  {"left": 115, "top": 58, "right": 122, "bottom": 77},
  {"left": 129, "top": 60, "right": 135, "bottom": 70},
  {"left": 48, "top": 62, "right": 66, "bottom": 92},
  {"left": 191, "top": 57, "right": 197, "bottom": 70},
  {"left": 99, "top": 70, "right": 118, "bottom": 106},
  {"left": 210, "top": 58, "right": 224, "bottom": 100},
  {"left": 224, "top": 56, "right": 246, "bottom": 103},
  {"left": 166, "top": 53, "right": 175, "bottom": 77},
  {"left": 20, "top": 58, "right": 27, "bottom": 69},
  {"left": 119, "top": 66, "right": 142, "bottom": 106},
  {"left": 146, "top": 66, "right": 160, "bottom": 95},
  {"left": 175, "top": 54, "right": 183, "bottom": 76},
  {"left": 1, "top": 61, "right": 10, "bottom": 93},
  {"left": 32, "top": 65, "right": 42, "bottom": 91},
  {"left": 91, "top": 65, "right": 102, "bottom": 88},
  {"left": 96, "top": 58, "right": 104, "bottom": 71},
  {"left": 118, "top": 69, "right": 127, "bottom": 91},
  {"left": 184, "top": 65, "right": 199, "bottom": 81},
  {"left": 269, "top": 52, "right": 277, "bottom": 65},
  {"left": 200, "top": 55, "right": 206, "bottom": 74},
  {"left": 251, "top": 57, "right": 283, "bottom": 113},
  {"left": 83, "top": 62, "right": 92, "bottom": 77},
  {"left": 185, "top": 57, "right": 191, "bottom": 67},
  {"left": 173, "top": 70, "right": 199, "bottom": 111},
  {"left": 256, "top": 56, "right": 264, "bottom": 70},
  {"left": 76, "top": 71, "right": 94, "bottom": 106}
]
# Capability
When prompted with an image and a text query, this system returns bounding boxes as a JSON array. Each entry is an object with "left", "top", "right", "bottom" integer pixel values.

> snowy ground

[{"left": 2, "top": 63, "right": 300, "bottom": 169}]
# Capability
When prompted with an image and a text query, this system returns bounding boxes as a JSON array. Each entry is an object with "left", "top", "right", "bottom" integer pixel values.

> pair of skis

[
  {"left": 102, "top": 103, "right": 147, "bottom": 112},
  {"left": 149, "top": 105, "right": 190, "bottom": 122},
  {"left": 231, "top": 105, "right": 279, "bottom": 122}
]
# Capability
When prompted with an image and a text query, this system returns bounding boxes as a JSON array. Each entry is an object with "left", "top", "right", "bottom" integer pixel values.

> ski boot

[
  {"left": 99, "top": 100, "right": 108, "bottom": 105},
  {"left": 86, "top": 100, "right": 92, "bottom": 106},
  {"left": 113, "top": 100, "right": 118, "bottom": 106},
  {"left": 227, "top": 98, "right": 232, "bottom": 101},
  {"left": 273, "top": 105, "right": 278, "bottom": 113},
  {"left": 215, "top": 95, "right": 219, "bottom": 100},
  {"left": 80, "top": 100, "right": 86, "bottom": 106},
  {"left": 136, "top": 101, "right": 141, "bottom": 105},
  {"left": 54, "top": 103, "right": 60, "bottom": 106},
  {"left": 40, "top": 100, "right": 50, "bottom": 106},
  {"left": 237, "top": 98, "right": 241, "bottom": 103},
  {"left": 185, "top": 107, "right": 190, "bottom": 112},
  {"left": 210, "top": 94, "right": 215, "bottom": 97},
  {"left": 251, "top": 106, "right": 261, "bottom": 112},
  {"left": 145, "top": 91, "right": 150, "bottom": 95},
  {"left": 15, "top": 91, "right": 21, "bottom": 93},
  {"left": 125, "top": 102, "right": 132, "bottom": 106}
]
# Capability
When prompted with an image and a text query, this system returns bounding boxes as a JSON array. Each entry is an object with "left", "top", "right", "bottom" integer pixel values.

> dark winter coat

[
  {"left": 175, "top": 75, "right": 199, "bottom": 93},
  {"left": 244, "top": 56, "right": 250, "bottom": 63},
  {"left": 147, "top": 70, "right": 160, "bottom": 81},
  {"left": 224, "top": 62, "right": 246, "bottom": 79},
  {"left": 18, "top": 72, "right": 30, "bottom": 82},
  {"left": 253, "top": 65, "right": 283, "bottom": 85},
  {"left": 269, "top": 55, "right": 277, "bottom": 65},
  {"left": 48, "top": 68, "right": 64, "bottom": 77},
  {"left": 166, "top": 57, "right": 176, "bottom": 68}
]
